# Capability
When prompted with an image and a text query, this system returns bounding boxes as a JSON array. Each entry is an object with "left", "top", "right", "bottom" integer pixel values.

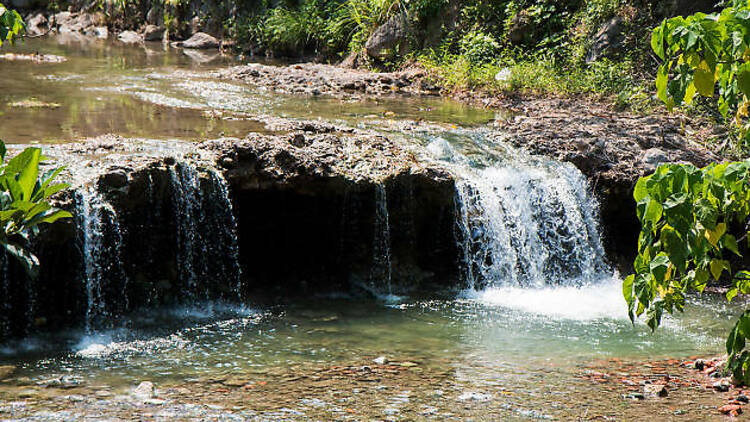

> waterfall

[
  {"left": 370, "top": 183, "right": 393, "bottom": 296},
  {"left": 76, "top": 186, "right": 127, "bottom": 333},
  {"left": 419, "top": 131, "right": 608, "bottom": 289},
  {"left": 454, "top": 161, "right": 607, "bottom": 289},
  {"left": 170, "top": 163, "right": 243, "bottom": 300}
]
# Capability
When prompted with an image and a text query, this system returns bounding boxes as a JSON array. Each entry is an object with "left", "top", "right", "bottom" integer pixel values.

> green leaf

[
  {"left": 694, "top": 60, "right": 715, "bottom": 97},
  {"left": 710, "top": 258, "right": 730, "bottom": 280},
  {"left": 724, "top": 234, "right": 742, "bottom": 256},
  {"left": 16, "top": 148, "right": 40, "bottom": 201},
  {"left": 738, "top": 62, "right": 750, "bottom": 98},
  {"left": 656, "top": 65, "right": 669, "bottom": 104},
  {"left": 650, "top": 253, "right": 671, "bottom": 283},
  {"left": 3, "top": 242, "right": 39, "bottom": 279},
  {"left": 705, "top": 222, "right": 727, "bottom": 247}
]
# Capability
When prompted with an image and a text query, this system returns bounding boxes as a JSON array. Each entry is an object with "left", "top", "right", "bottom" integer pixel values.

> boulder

[
  {"left": 117, "top": 30, "right": 143, "bottom": 45},
  {"left": 85, "top": 26, "right": 108, "bottom": 39},
  {"left": 181, "top": 32, "right": 220, "bottom": 49},
  {"left": 143, "top": 25, "right": 165, "bottom": 42},
  {"left": 146, "top": 6, "right": 163, "bottom": 26},
  {"left": 25, "top": 13, "right": 48, "bottom": 37},
  {"left": 365, "top": 14, "right": 410, "bottom": 60},
  {"left": 586, "top": 16, "right": 625, "bottom": 63},
  {"left": 643, "top": 383, "right": 668, "bottom": 398}
]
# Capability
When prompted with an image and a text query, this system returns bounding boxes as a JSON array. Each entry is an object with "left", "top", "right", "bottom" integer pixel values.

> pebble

[
  {"left": 133, "top": 381, "right": 155, "bottom": 399},
  {"left": 373, "top": 356, "right": 388, "bottom": 365},
  {"left": 643, "top": 384, "right": 668, "bottom": 398},
  {"left": 713, "top": 380, "right": 731, "bottom": 392}
]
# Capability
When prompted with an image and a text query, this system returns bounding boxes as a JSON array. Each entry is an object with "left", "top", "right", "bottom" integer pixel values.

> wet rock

[
  {"left": 144, "top": 25, "right": 165, "bottom": 42},
  {"left": 133, "top": 381, "right": 155, "bottom": 399},
  {"left": 118, "top": 30, "right": 143, "bottom": 45},
  {"left": 365, "top": 14, "right": 410, "bottom": 60},
  {"left": 95, "top": 390, "right": 112, "bottom": 398},
  {"left": 100, "top": 169, "right": 129, "bottom": 189},
  {"left": 180, "top": 32, "right": 220, "bottom": 49},
  {"left": 586, "top": 16, "right": 625, "bottom": 63},
  {"left": 694, "top": 359, "right": 706, "bottom": 371},
  {"left": 457, "top": 391, "right": 491, "bottom": 402},
  {"left": 643, "top": 383, "right": 668, "bottom": 398},
  {"left": 86, "top": 26, "right": 108, "bottom": 39},
  {"left": 66, "top": 394, "right": 85, "bottom": 402},
  {"left": 738, "top": 395, "right": 749, "bottom": 403},
  {"left": 0, "top": 365, "right": 15, "bottom": 380},
  {"left": 144, "top": 398, "right": 166, "bottom": 405},
  {"left": 713, "top": 379, "right": 731, "bottom": 392}
]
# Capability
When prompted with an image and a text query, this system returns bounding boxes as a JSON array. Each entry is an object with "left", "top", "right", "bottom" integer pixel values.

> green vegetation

[
  {"left": 0, "top": 2, "right": 24, "bottom": 46},
  {"left": 626, "top": 0, "right": 750, "bottom": 384},
  {"left": 0, "top": 4, "right": 71, "bottom": 277},
  {"left": 83, "top": 0, "right": 657, "bottom": 105}
]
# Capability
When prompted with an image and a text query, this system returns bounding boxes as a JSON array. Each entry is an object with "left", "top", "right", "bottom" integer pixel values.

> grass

[{"left": 418, "top": 51, "right": 654, "bottom": 112}]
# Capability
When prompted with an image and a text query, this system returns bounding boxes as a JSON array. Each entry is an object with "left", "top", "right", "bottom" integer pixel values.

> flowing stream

[{"left": 0, "top": 37, "right": 743, "bottom": 420}]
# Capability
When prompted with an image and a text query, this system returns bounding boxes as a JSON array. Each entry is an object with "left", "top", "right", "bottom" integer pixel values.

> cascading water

[
  {"left": 427, "top": 131, "right": 609, "bottom": 289},
  {"left": 370, "top": 183, "right": 393, "bottom": 296},
  {"left": 170, "top": 163, "right": 243, "bottom": 300},
  {"left": 76, "top": 186, "right": 127, "bottom": 333}
]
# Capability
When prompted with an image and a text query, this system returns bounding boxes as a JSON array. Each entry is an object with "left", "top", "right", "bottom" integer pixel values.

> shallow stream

[{"left": 0, "top": 37, "right": 742, "bottom": 420}]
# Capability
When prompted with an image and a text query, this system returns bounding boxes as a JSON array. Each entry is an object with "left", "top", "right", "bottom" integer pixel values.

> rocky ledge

[
  {"left": 1, "top": 126, "right": 458, "bottom": 338},
  {"left": 217, "top": 63, "right": 440, "bottom": 98}
]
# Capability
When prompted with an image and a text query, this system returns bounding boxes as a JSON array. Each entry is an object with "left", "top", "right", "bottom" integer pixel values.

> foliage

[
  {"left": 0, "top": 142, "right": 72, "bottom": 277},
  {"left": 459, "top": 29, "right": 500, "bottom": 64},
  {"left": 628, "top": 1, "right": 750, "bottom": 384},
  {"left": 650, "top": 0, "right": 750, "bottom": 152},
  {"left": 263, "top": 2, "right": 330, "bottom": 54},
  {"left": 330, "top": 0, "right": 404, "bottom": 52},
  {"left": 0, "top": 2, "right": 24, "bottom": 46}
]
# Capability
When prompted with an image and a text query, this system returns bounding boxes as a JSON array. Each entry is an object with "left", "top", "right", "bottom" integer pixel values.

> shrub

[{"left": 459, "top": 29, "right": 500, "bottom": 64}]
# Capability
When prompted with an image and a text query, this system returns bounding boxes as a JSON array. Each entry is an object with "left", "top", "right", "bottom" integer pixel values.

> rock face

[
  {"left": 0, "top": 125, "right": 458, "bottom": 340},
  {"left": 179, "top": 32, "right": 220, "bottom": 49},
  {"left": 586, "top": 16, "right": 625, "bottom": 63},
  {"left": 365, "top": 14, "right": 410, "bottom": 60}
]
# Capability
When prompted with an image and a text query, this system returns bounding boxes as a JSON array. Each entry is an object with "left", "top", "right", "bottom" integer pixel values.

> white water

[
  {"left": 430, "top": 133, "right": 608, "bottom": 290},
  {"left": 371, "top": 183, "right": 393, "bottom": 295},
  {"left": 170, "top": 163, "right": 243, "bottom": 300},
  {"left": 76, "top": 186, "right": 127, "bottom": 333}
]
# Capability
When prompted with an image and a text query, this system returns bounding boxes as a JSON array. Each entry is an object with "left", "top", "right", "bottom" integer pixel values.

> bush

[{"left": 459, "top": 29, "right": 500, "bottom": 64}]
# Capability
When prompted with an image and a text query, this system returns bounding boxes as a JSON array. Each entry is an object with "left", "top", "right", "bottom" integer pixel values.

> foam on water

[{"left": 464, "top": 277, "right": 627, "bottom": 321}]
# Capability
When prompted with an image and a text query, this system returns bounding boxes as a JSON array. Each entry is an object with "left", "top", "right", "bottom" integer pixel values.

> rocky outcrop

[
  {"left": 491, "top": 98, "right": 716, "bottom": 270},
  {"left": 365, "top": 14, "right": 410, "bottom": 60},
  {"left": 1, "top": 126, "right": 458, "bottom": 339},
  {"left": 586, "top": 16, "right": 625, "bottom": 63}
]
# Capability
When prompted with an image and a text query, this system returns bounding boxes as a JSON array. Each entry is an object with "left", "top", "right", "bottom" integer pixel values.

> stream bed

[{"left": 0, "top": 37, "right": 743, "bottom": 421}]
